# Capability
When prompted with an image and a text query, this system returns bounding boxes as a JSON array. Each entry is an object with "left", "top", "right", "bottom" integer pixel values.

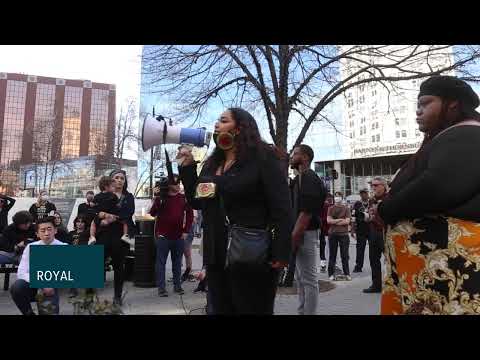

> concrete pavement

[{"left": 0, "top": 236, "right": 382, "bottom": 315}]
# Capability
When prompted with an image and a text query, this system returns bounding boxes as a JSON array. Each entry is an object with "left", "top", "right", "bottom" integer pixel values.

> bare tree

[
  {"left": 142, "top": 45, "right": 480, "bottom": 152},
  {"left": 30, "top": 103, "right": 76, "bottom": 195},
  {"left": 115, "top": 97, "right": 139, "bottom": 165}
]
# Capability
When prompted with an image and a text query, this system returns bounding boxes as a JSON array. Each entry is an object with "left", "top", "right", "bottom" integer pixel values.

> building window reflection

[
  {"left": 1, "top": 80, "right": 27, "bottom": 170},
  {"left": 89, "top": 89, "right": 109, "bottom": 156},
  {"left": 61, "top": 86, "right": 82, "bottom": 158}
]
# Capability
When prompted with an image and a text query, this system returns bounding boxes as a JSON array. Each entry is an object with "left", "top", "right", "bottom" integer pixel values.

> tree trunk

[{"left": 274, "top": 114, "right": 289, "bottom": 153}]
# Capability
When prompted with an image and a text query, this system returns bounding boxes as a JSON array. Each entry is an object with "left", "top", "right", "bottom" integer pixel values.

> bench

[{"left": 0, "top": 264, "right": 18, "bottom": 291}]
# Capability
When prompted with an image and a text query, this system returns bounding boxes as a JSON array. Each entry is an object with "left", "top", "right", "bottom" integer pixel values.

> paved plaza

[{"left": 0, "top": 237, "right": 382, "bottom": 315}]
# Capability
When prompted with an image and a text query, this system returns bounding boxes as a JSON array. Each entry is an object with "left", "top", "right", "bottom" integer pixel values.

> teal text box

[{"left": 30, "top": 246, "right": 104, "bottom": 288}]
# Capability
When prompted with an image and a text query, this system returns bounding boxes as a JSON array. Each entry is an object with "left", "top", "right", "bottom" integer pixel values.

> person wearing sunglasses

[{"left": 362, "top": 177, "right": 388, "bottom": 294}]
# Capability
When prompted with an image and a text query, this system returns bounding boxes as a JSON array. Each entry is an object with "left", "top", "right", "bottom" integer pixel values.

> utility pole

[{"left": 149, "top": 106, "right": 155, "bottom": 198}]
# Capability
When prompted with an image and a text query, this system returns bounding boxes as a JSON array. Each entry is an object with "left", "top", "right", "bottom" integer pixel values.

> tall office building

[
  {"left": 314, "top": 46, "right": 454, "bottom": 196},
  {"left": 0, "top": 72, "right": 116, "bottom": 194}
]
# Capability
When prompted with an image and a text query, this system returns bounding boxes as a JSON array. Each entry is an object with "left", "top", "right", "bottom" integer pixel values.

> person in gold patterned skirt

[{"left": 377, "top": 76, "right": 480, "bottom": 315}]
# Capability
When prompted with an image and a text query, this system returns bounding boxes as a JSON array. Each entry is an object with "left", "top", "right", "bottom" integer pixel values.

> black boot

[
  {"left": 181, "top": 268, "right": 191, "bottom": 283},
  {"left": 194, "top": 279, "right": 207, "bottom": 293}
]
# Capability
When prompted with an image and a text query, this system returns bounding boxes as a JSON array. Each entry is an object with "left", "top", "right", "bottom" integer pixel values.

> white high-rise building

[{"left": 314, "top": 45, "right": 455, "bottom": 197}]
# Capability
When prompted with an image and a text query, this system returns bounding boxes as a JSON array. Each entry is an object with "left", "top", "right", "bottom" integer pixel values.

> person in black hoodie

[
  {"left": 68, "top": 215, "right": 90, "bottom": 297},
  {"left": 77, "top": 191, "right": 96, "bottom": 227},
  {"left": 0, "top": 211, "right": 35, "bottom": 265},
  {"left": 178, "top": 108, "right": 292, "bottom": 315},
  {"left": 0, "top": 194, "right": 15, "bottom": 233},
  {"left": 52, "top": 211, "right": 70, "bottom": 244},
  {"left": 29, "top": 190, "right": 56, "bottom": 223},
  {"left": 68, "top": 215, "right": 89, "bottom": 246}
]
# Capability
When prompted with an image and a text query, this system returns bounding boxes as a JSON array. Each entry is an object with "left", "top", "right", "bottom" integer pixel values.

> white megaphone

[{"left": 141, "top": 114, "right": 212, "bottom": 152}]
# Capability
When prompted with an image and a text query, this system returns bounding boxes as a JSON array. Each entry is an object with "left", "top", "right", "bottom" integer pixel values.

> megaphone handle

[{"left": 163, "top": 121, "right": 168, "bottom": 145}]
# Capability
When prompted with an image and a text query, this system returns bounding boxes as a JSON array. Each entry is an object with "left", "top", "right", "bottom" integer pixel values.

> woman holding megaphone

[{"left": 178, "top": 108, "right": 293, "bottom": 315}]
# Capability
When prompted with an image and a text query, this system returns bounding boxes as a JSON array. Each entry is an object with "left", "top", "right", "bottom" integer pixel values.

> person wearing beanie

[{"left": 377, "top": 75, "right": 480, "bottom": 314}]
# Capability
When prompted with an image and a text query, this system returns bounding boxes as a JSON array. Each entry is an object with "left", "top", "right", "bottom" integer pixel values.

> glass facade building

[{"left": 0, "top": 72, "right": 116, "bottom": 195}]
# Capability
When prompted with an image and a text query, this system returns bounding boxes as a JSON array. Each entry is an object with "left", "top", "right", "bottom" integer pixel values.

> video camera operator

[{"left": 150, "top": 174, "right": 193, "bottom": 297}]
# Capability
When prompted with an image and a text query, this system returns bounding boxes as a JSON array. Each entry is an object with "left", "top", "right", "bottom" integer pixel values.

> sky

[{"left": 0, "top": 45, "right": 143, "bottom": 158}]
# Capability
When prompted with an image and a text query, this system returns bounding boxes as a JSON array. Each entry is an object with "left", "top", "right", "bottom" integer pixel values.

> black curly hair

[
  {"left": 12, "top": 211, "right": 33, "bottom": 226},
  {"left": 204, "top": 108, "right": 272, "bottom": 171}
]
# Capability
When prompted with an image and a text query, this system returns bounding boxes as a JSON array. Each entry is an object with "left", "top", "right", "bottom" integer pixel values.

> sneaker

[
  {"left": 121, "top": 234, "right": 135, "bottom": 246},
  {"left": 345, "top": 275, "right": 352, "bottom": 281},
  {"left": 329, "top": 275, "right": 335, "bottom": 281},
  {"left": 174, "top": 287, "right": 185, "bottom": 295},
  {"left": 158, "top": 289, "right": 168, "bottom": 297},
  {"left": 181, "top": 268, "right": 191, "bottom": 283},
  {"left": 363, "top": 286, "right": 382, "bottom": 293}
]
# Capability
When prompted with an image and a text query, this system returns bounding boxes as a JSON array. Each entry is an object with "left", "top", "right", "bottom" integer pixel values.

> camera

[{"left": 154, "top": 177, "right": 170, "bottom": 199}]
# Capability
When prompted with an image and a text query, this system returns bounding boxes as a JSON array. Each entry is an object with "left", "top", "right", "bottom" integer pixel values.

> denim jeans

[
  {"left": 328, "top": 233, "right": 350, "bottom": 277},
  {"left": 295, "top": 230, "right": 319, "bottom": 315},
  {"left": 155, "top": 236, "right": 185, "bottom": 290},
  {"left": 10, "top": 279, "right": 59, "bottom": 315}
]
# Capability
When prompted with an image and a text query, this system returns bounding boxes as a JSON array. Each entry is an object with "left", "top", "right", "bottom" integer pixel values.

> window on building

[
  {"left": 61, "top": 86, "right": 83, "bottom": 159},
  {"left": 372, "top": 135, "right": 375, "bottom": 143},
  {"left": 89, "top": 89, "right": 110, "bottom": 156},
  {"left": 395, "top": 118, "right": 400, "bottom": 126},
  {"left": 1, "top": 80, "right": 27, "bottom": 170},
  {"left": 396, "top": 130, "right": 400, "bottom": 138},
  {"left": 402, "top": 130, "right": 407, "bottom": 138},
  {"left": 376, "top": 134, "right": 380, "bottom": 142},
  {"left": 33, "top": 83, "right": 56, "bottom": 163}
]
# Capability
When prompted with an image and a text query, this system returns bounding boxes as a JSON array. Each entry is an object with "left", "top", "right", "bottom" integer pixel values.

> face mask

[
  {"left": 213, "top": 131, "right": 236, "bottom": 151},
  {"left": 41, "top": 195, "right": 48, "bottom": 201},
  {"left": 334, "top": 197, "right": 342, "bottom": 203}
]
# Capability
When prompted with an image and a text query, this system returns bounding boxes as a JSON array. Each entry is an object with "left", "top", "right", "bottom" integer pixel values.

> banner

[{"left": 30, "top": 246, "right": 104, "bottom": 288}]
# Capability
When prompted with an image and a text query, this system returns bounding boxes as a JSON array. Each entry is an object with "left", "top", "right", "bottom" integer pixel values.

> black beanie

[{"left": 418, "top": 75, "right": 480, "bottom": 110}]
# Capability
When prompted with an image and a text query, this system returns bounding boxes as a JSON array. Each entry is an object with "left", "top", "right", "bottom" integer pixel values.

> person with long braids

[
  {"left": 89, "top": 169, "right": 135, "bottom": 306},
  {"left": 377, "top": 76, "right": 480, "bottom": 315},
  {"left": 178, "top": 108, "right": 292, "bottom": 315}
]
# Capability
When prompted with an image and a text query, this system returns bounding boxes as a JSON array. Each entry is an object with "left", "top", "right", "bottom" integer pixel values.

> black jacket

[
  {"left": 352, "top": 200, "right": 370, "bottom": 236},
  {"left": 55, "top": 225, "right": 70, "bottom": 244},
  {"left": 0, "top": 195, "right": 15, "bottom": 233},
  {"left": 0, "top": 223, "right": 36, "bottom": 253},
  {"left": 77, "top": 202, "right": 96, "bottom": 226},
  {"left": 180, "top": 148, "right": 293, "bottom": 266},
  {"left": 379, "top": 125, "right": 480, "bottom": 225},
  {"left": 68, "top": 229, "right": 89, "bottom": 245},
  {"left": 29, "top": 201, "right": 57, "bottom": 223}
]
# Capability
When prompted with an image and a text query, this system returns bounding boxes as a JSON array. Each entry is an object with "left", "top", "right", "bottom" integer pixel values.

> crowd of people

[{"left": 0, "top": 75, "right": 479, "bottom": 315}]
